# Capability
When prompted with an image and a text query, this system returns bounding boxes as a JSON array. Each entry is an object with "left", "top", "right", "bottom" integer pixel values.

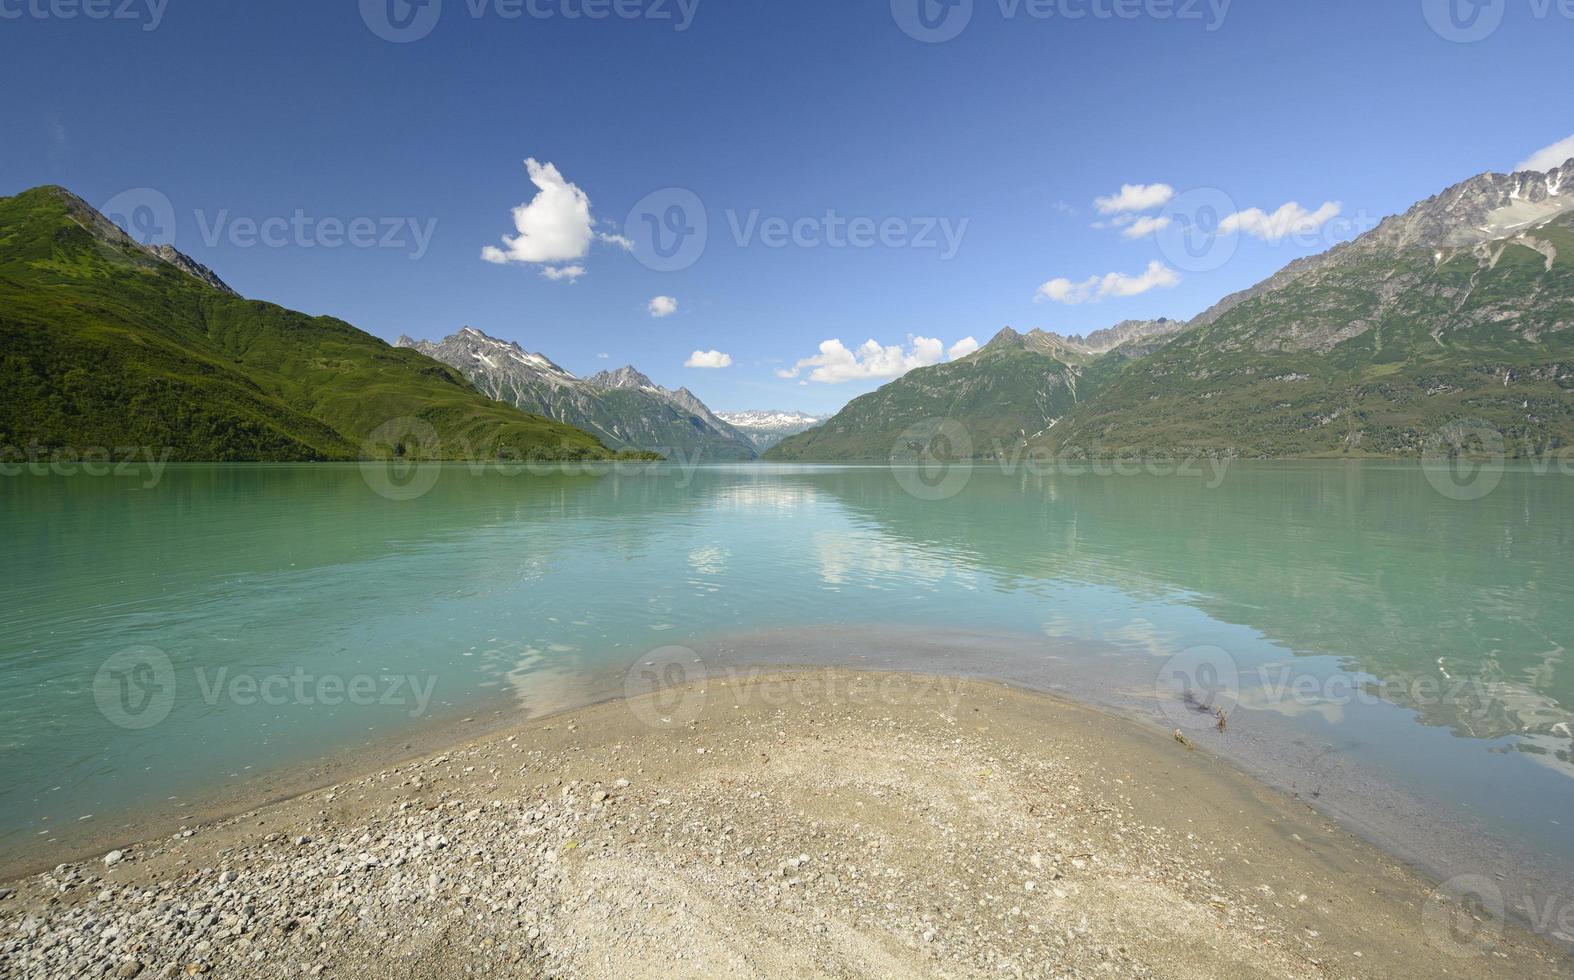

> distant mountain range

[
  {"left": 771, "top": 158, "right": 1574, "bottom": 460},
  {"left": 716, "top": 410, "right": 825, "bottom": 450},
  {"left": 10, "top": 156, "right": 1572, "bottom": 466},
  {"left": 0, "top": 187, "right": 639, "bottom": 462},
  {"left": 396, "top": 329, "right": 760, "bottom": 460}
]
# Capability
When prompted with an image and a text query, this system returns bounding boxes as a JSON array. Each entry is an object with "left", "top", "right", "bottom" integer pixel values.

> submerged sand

[{"left": 1, "top": 670, "right": 1565, "bottom": 979}]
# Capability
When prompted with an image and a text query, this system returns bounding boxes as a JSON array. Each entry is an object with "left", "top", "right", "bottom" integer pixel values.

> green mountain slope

[
  {"left": 765, "top": 323, "right": 1180, "bottom": 461},
  {"left": 0, "top": 186, "right": 626, "bottom": 462},
  {"left": 771, "top": 160, "right": 1574, "bottom": 461},
  {"left": 766, "top": 329, "right": 1097, "bottom": 460},
  {"left": 1043, "top": 207, "right": 1574, "bottom": 458}
]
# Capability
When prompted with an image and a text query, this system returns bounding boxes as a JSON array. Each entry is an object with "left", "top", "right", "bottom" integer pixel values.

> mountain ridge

[
  {"left": 0, "top": 186, "right": 628, "bottom": 462},
  {"left": 717, "top": 410, "right": 825, "bottom": 450},
  {"left": 770, "top": 157, "right": 1574, "bottom": 460},
  {"left": 398, "top": 329, "right": 758, "bottom": 459}
]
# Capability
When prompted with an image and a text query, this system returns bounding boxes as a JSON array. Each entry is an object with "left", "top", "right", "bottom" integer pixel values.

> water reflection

[{"left": 1, "top": 461, "right": 1569, "bottom": 864}]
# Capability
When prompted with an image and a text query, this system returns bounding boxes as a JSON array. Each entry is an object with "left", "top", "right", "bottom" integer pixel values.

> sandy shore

[{"left": 1, "top": 670, "right": 1565, "bottom": 979}]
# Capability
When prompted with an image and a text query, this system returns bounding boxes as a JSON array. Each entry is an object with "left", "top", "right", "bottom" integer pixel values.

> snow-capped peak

[{"left": 719, "top": 410, "right": 824, "bottom": 429}]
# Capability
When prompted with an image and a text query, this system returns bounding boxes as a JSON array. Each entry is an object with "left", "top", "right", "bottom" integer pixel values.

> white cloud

[
  {"left": 1219, "top": 201, "right": 1342, "bottom": 242},
  {"left": 1121, "top": 215, "right": 1172, "bottom": 239},
  {"left": 777, "top": 334, "right": 977, "bottom": 385},
  {"left": 685, "top": 350, "right": 733, "bottom": 369},
  {"left": 598, "top": 232, "right": 634, "bottom": 251},
  {"left": 1095, "top": 183, "right": 1174, "bottom": 215},
  {"left": 597, "top": 352, "right": 610, "bottom": 359},
  {"left": 1517, "top": 134, "right": 1574, "bottom": 174},
  {"left": 538, "top": 264, "right": 586, "bottom": 282},
  {"left": 1036, "top": 260, "right": 1181, "bottom": 305},
  {"left": 648, "top": 295, "right": 679, "bottom": 318},
  {"left": 948, "top": 336, "right": 980, "bottom": 359},
  {"left": 481, "top": 158, "right": 595, "bottom": 267}
]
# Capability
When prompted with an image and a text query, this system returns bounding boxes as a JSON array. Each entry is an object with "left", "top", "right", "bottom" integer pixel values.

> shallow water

[{"left": 2, "top": 461, "right": 1571, "bottom": 888}]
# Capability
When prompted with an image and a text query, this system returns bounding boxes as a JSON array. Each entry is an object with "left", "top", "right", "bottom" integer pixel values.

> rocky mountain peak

[
  {"left": 1362, "top": 157, "right": 1574, "bottom": 251},
  {"left": 44, "top": 186, "right": 238, "bottom": 295},
  {"left": 1193, "top": 157, "right": 1574, "bottom": 330},
  {"left": 395, "top": 328, "right": 580, "bottom": 388},
  {"left": 1054, "top": 318, "right": 1185, "bottom": 355},
  {"left": 986, "top": 326, "right": 1025, "bottom": 348},
  {"left": 983, "top": 320, "right": 1186, "bottom": 358},
  {"left": 585, "top": 366, "right": 659, "bottom": 391}
]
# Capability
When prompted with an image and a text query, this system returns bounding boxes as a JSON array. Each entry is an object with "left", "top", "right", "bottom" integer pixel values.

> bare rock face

[
  {"left": 1366, "top": 157, "right": 1574, "bottom": 250},
  {"left": 148, "top": 245, "right": 238, "bottom": 296}
]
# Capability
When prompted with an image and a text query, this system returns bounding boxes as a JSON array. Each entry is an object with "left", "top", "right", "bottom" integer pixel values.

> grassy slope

[
  {"left": 766, "top": 345, "right": 1092, "bottom": 460},
  {"left": 0, "top": 187, "right": 624, "bottom": 461},
  {"left": 1044, "top": 217, "right": 1574, "bottom": 457}
]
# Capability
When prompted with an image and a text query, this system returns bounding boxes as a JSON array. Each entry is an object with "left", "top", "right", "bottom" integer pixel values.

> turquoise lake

[{"left": 1, "top": 460, "right": 1571, "bottom": 889}]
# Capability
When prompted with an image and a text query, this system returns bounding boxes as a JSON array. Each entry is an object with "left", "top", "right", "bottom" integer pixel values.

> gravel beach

[{"left": 1, "top": 670, "right": 1565, "bottom": 979}]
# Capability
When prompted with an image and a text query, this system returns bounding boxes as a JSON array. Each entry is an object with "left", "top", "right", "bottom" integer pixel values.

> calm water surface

[{"left": 2, "top": 461, "right": 1571, "bottom": 882}]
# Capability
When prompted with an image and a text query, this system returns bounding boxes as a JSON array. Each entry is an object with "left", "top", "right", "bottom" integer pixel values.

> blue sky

[{"left": 2, "top": 0, "right": 1572, "bottom": 414}]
